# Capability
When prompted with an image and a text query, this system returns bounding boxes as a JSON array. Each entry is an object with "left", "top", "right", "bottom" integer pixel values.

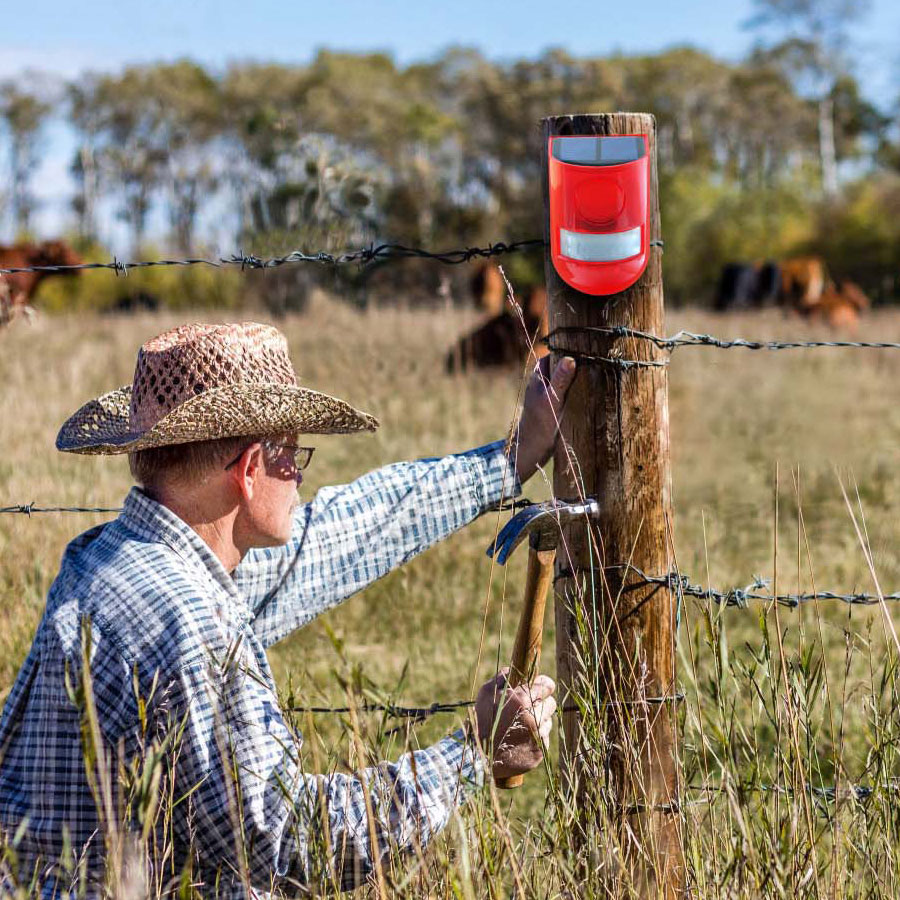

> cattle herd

[
  {"left": 0, "top": 243, "right": 876, "bottom": 371},
  {"left": 714, "top": 257, "right": 870, "bottom": 330}
]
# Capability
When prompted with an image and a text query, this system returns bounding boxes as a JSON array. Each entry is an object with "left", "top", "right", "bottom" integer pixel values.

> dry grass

[{"left": 2, "top": 294, "right": 900, "bottom": 896}]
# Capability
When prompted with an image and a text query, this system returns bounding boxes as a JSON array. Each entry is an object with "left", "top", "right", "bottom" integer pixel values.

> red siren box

[{"left": 548, "top": 134, "right": 650, "bottom": 296}]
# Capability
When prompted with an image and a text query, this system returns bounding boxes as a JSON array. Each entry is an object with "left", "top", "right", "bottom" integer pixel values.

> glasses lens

[{"left": 295, "top": 447, "right": 314, "bottom": 469}]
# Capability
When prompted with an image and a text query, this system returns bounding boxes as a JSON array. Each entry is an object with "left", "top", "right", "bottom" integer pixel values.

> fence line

[
  {"left": 0, "top": 239, "right": 546, "bottom": 278},
  {"left": 1, "top": 498, "right": 536, "bottom": 516},
  {"left": 685, "top": 781, "right": 900, "bottom": 804},
  {"left": 0, "top": 503, "right": 123, "bottom": 516},
  {"left": 557, "top": 564, "right": 900, "bottom": 609},
  {"left": 4, "top": 503, "right": 897, "bottom": 610},
  {"left": 545, "top": 326, "right": 900, "bottom": 367}
]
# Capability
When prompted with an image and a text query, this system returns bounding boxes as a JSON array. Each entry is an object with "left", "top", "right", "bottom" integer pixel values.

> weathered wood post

[{"left": 542, "top": 113, "right": 682, "bottom": 896}]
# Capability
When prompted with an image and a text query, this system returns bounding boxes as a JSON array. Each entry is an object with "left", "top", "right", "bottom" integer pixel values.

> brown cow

[
  {"left": 469, "top": 262, "right": 506, "bottom": 316},
  {"left": 802, "top": 279, "right": 870, "bottom": 331},
  {"left": 0, "top": 240, "right": 83, "bottom": 326},
  {"left": 446, "top": 286, "right": 549, "bottom": 373},
  {"left": 780, "top": 256, "right": 827, "bottom": 310}
]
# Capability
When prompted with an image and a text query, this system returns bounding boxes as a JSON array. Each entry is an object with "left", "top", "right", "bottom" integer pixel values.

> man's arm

[
  {"left": 173, "top": 651, "right": 484, "bottom": 893},
  {"left": 234, "top": 440, "right": 520, "bottom": 648},
  {"left": 234, "top": 356, "right": 577, "bottom": 649}
]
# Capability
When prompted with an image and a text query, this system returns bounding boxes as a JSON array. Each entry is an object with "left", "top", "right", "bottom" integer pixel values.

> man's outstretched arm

[
  {"left": 235, "top": 440, "right": 520, "bottom": 646},
  {"left": 234, "top": 357, "right": 576, "bottom": 647}
]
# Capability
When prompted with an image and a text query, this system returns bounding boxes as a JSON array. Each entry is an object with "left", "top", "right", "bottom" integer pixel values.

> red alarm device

[{"left": 548, "top": 134, "right": 650, "bottom": 296}]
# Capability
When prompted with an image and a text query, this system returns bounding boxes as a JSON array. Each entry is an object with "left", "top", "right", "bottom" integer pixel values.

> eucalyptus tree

[
  {"left": 86, "top": 67, "right": 170, "bottom": 252},
  {"left": 142, "top": 61, "right": 223, "bottom": 253},
  {"left": 747, "top": 0, "right": 872, "bottom": 194},
  {"left": 68, "top": 74, "right": 104, "bottom": 241},
  {"left": 0, "top": 77, "right": 53, "bottom": 236}
]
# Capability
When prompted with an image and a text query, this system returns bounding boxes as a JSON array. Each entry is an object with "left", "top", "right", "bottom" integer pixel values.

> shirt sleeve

[
  {"left": 172, "top": 647, "right": 484, "bottom": 893},
  {"left": 233, "top": 439, "right": 521, "bottom": 648}
]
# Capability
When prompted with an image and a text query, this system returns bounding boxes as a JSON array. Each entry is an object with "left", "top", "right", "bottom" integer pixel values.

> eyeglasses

[{"left": 224, "top": 443, "right": 315, "bottom": 471}]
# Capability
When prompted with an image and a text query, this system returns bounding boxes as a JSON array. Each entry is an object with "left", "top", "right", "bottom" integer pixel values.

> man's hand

[
  {"left": 509, "top": 356, "right": 576, "bottom": 484},
  {"left": 474, "top": 668, "right": 557, "bottom": 780}
]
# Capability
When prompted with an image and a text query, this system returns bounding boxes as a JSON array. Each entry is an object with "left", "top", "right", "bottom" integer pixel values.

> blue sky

[
  {"left": 5, "top": 0, "right": 899, "bottom": 244},
  {"left": 8, "top": 0, "right": 898, "bottom": 95}
]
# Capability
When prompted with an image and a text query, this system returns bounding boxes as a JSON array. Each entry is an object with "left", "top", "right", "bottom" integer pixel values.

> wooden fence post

[{"left": 542, "top": 113, "right": 683, "bottom": 896}]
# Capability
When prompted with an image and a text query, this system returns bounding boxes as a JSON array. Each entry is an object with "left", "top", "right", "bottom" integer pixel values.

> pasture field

[{"left": 2, "top": 295, "right": 900, "bottom": 897}]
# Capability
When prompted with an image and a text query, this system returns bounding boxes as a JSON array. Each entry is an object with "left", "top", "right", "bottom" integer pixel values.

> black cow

[{"left": 715, "top": 261, "right": 780, "bottom": 311}]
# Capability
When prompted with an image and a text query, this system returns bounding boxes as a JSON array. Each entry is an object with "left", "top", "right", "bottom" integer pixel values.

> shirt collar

[{"left": 118, "top": 486, "right": 248, "bottom": 619}]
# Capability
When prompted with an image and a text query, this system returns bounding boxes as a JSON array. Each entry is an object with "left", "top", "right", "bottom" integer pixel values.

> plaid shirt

[{"left": 0, "top": 440, "right": 519, "bottom": 897}]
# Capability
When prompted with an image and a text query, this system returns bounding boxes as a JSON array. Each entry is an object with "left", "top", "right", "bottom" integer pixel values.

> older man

[{"left": 0, "top": 322, "right": 575, "bottom": 897}]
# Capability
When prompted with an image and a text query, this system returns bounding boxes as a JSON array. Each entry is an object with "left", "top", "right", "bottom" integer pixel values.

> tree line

[{"left": 1, "top": 7, "right": 898, "bottom": 305}]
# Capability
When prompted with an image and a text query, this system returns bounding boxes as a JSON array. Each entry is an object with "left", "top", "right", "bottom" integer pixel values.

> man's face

[{"left": 248, "top": 440, "right": 304, "bottom": 547}]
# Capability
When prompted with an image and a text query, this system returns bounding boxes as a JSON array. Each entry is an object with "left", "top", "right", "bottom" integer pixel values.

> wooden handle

[{"left": 495, "top": 545, "right": 556, "bottom": 790}]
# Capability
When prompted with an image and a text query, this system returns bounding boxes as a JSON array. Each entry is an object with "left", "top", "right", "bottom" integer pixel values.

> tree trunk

[{"left": 819, "top": 95, "right": 838, "bottom": 196}]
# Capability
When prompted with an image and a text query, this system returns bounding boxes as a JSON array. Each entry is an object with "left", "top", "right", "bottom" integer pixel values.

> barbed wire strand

[
  {"left": 288, "top": 691, "right": 683, "bottom": 720},
  {"left": 0, "top": 240, "right": 547, "bottom": 279},
  {"left": 546, "top": 325, "right": 900, "bottom": 358},
  {"left": 1, "top": 498, "right": 536, "bottom": 517},
  {"left": 0, "top": 239, "right": 668, "bottom": 279},
  {"left": 557, "top": 564, "right": 900, "bottom": 609},
  {"left": 686, "top": 780, "right": 900, "bottom": 803},
  {"left": 0, "top": 504, "right": 123, "bottom": 516}
]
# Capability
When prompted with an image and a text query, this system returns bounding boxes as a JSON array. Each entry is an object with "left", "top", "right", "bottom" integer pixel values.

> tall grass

[{"left": 2, "top": 294, "right": 900, "bottom": 896}]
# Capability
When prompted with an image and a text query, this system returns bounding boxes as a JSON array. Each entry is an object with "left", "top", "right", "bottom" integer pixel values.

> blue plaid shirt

[{"left": 0, "top": 440, "right": 519, "bottom": 896}]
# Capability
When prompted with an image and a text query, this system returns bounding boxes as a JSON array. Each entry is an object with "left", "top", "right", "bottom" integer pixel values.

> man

[{"left": 0, "top": 321, "right": 575, "bottom": 897}]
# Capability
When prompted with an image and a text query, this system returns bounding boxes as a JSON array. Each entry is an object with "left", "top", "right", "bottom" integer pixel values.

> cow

[
  {"left": 446, "top": 286, "right": 549, "bottom": 373},
  {"left": 469, "top": 262, "right": 506, "bottom": 316},
  {"left": 802, "top": 279, "right": 870, "bottom": 331},
  {"left": 715, "top": 255, "right": 870, "bottom": 330},
  {"left": 780, "top": 256, "right": 827, "bottom": 310},
  {"left": 0, "top": 240, "right": 83, "bottom": 326},
  {"left": 104, "top": 291, "right": 161, "bottom": 315},
  {"left": 714, "top": 261, "right": 781, "bottom": 311}
]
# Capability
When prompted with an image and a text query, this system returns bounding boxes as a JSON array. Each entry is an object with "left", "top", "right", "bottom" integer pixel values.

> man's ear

[{"left": 226, "top": 442, "right": 265, "bottom": 501}]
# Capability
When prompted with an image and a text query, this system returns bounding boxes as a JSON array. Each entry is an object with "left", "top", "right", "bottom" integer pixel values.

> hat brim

[{"left": 56, "top": 383, "right": 379, "bottom": 455}]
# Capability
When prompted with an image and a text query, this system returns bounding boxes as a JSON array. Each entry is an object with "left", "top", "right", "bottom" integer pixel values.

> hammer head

[{"left": 486, "top": 498, "right": 600, "bottom": 565}]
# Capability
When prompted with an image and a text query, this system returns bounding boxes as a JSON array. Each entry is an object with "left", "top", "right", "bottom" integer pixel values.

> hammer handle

[{"left": 496, "top": 546, "right": 556, "bottom": 790}]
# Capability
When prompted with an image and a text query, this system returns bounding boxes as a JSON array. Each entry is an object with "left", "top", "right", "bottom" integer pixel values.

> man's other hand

[
  {"left": 509, "top": 356, "right": 576, "bottom": 484},
  {"left": 474, "top": 668, "right": 557, "bottom": 780}
]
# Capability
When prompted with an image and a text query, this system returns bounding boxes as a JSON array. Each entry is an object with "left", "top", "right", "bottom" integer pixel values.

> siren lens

[
  {"left": 552, "top": 136, "right": 645, "bottom": 166},
  {"left": 559, "top": 226, "right": 642, "bottom": 262}
]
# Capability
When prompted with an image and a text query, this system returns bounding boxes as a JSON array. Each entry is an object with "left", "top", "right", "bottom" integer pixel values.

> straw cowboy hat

[{"left": 56, "top": 322, "right": 379, "bottom": 455}]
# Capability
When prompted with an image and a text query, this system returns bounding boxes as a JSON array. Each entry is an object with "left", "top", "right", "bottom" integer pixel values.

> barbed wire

[
  {"left": 557, "top": 564, "right": 900, "bottom": 609},
  {"left": 1, "top": 497, "right": 536, "bottom": 517},
  {"left": 0, "top": 503, "right": 123, "bottom": 516},
  {"left": 687, "top": 780, "right": 900, "bottom": 804},
  {"left": 545, "top": 326, "right": 900, "bottom": 369},
  {"left": 604, "top": 778, "right": 900, "bottom": 814},
  {"left": 289, "top": 692, "right": 684, "bottom": 723},
  {"left": 6, "top": 506, "right": 897, "bottom": 609},
  {"left": 0, "top": 239, "right": 546, "bottom": 279},
  {"left": 289, "top": 699, "right": 473, "bottom": 721}
]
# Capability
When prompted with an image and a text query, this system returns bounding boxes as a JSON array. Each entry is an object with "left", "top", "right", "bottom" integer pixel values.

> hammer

[{"left": 486, "top": 497, "right": 600, "bottom": 788}]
